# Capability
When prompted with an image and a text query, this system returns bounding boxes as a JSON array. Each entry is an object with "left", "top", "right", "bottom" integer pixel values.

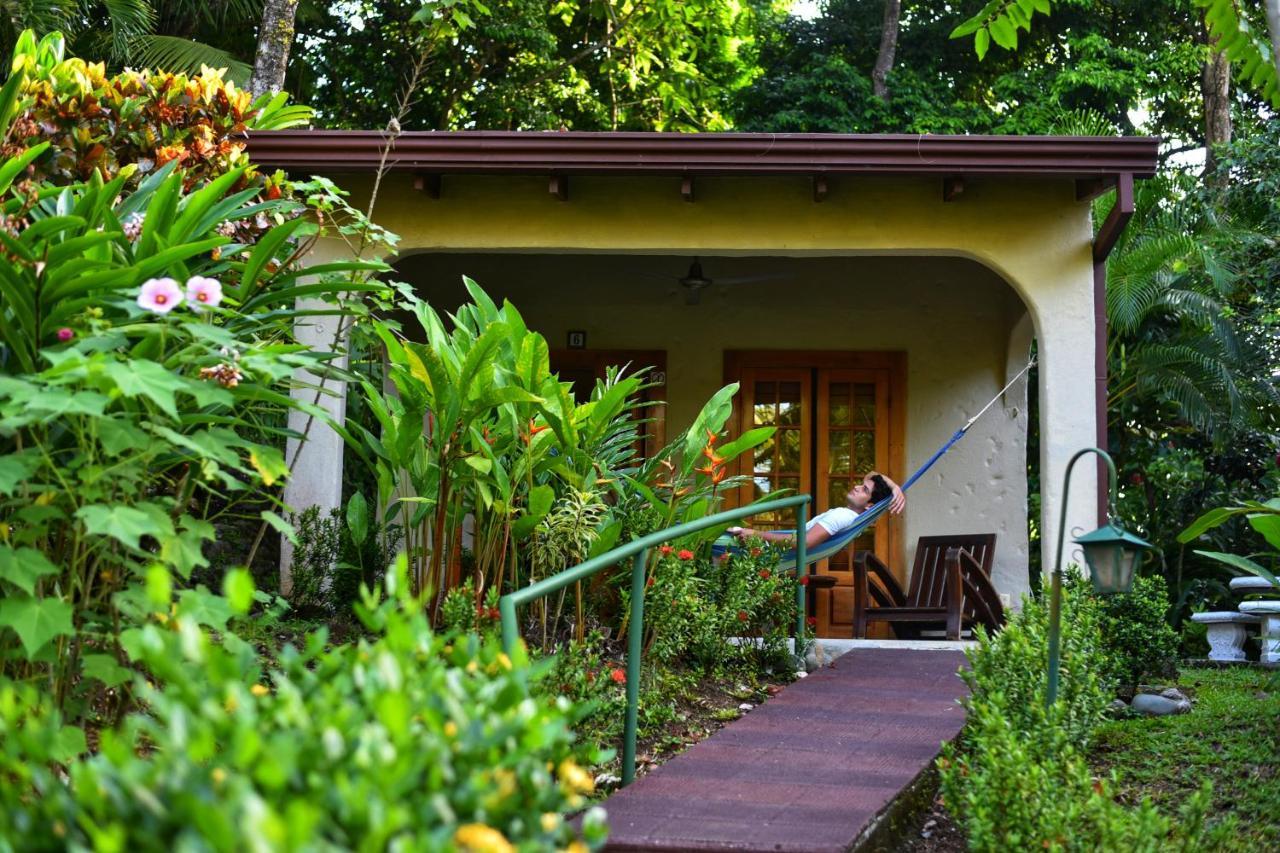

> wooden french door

[{"left": 730, "top": 353, "right": 905, "bottom": 638}]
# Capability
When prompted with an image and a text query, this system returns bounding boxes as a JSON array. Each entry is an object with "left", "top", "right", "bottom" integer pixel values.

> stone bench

[
  {"left": 1239, "top": 601, "right": 1280, "bottom": 665},
  {"left": 1229, "top": 576, "right": 1277, "bottom": 594},
  {"left": 1190, "top": 611, "right": 1262, "bottom": 662}
]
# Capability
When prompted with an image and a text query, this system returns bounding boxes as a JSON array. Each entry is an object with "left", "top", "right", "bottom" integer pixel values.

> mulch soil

[{"left": 899, "top": 792, "right": 967, "bottom": 852}]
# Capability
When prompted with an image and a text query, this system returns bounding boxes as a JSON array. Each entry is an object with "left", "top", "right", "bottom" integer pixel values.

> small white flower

[
  {"left": 185, "top": 276, "right": 223, "bottom": 310},
  {"left": 137, "top": 277, "right": 183, "bottom": 314},
  {"left": 123, "top": 213, "right": 145, "bottom": 241}
]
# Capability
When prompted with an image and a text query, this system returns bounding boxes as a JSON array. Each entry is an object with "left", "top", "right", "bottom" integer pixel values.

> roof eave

[{"left": 243, "top": 130, "right": 1160, "bottom": 180}]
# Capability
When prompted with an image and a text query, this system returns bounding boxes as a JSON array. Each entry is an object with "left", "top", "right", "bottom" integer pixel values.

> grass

[{"left": 1089, "top": 667, "right": 1280, "bottom": 850}]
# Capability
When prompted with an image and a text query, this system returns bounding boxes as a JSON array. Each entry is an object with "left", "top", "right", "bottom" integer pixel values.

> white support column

[
  {"left": 1035, "top": 302, "right": 1100, "bottom": 580},
  {"left": 280, "top": 239, "right": 353, "bottom": 595}
]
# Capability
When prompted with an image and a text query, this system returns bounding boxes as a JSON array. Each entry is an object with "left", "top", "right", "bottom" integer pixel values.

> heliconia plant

[{"left": 353, "top": 278, "right": 778, "bottom": 642}]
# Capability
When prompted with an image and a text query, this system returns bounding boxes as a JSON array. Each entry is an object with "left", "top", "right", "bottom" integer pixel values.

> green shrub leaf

[{"left": 0, "top": 594, "right": 75, "bottom": 658}]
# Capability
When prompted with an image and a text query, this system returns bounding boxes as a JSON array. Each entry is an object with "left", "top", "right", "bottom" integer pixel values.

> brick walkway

[{"left": 602, "top": 648, "right": 969, "bottom": 853}]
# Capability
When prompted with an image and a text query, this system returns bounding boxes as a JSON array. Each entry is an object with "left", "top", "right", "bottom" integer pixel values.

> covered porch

[{"left": 245, "top": 130, "right": 1159, "bottom": 633}]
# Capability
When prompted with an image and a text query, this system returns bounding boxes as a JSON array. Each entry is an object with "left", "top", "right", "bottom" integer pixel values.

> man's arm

[
  {"left": 730, "top": 525, "right": 832, "bottom": 549},
  {"left": 867, "top": 471, "right": 907, "bottom": 514}
]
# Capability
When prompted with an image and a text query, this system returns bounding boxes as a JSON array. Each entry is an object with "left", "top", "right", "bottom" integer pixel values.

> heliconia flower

[
  {"left": 56, "top": 327, "right": 73, "bottom": 342},
  {"left": 137, "top": 277, "right": 183, "bottom": 313},
  {"left": 705, "top": 428, "right": 717, "bottom": 443},
  {"left": 677, "top": 549, "right": 694, "bottom": 561},
  {"left": 702, "top": 446, "right": 723, "bottom": 464},
  {"left": 185, "top": 276, "right": 223, "bottom": 310},
  {"left": 711, "top": 467, "right": 728, "bottom": 485},
  {"left": 522, "top": 418, "right": 550, "bottom": 444}
]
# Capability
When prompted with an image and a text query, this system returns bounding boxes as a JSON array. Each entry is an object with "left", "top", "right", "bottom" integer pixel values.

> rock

[
  {"left": 1109, "top": 699, "right": 1130, "bottom": 714},
  {"left": 1131, "top": 693, "right": 1190, "bottom": 716},
  {"left": 738, "top": 703, "right": 754, "bottom": 712},
  {"left": 1160, "top": 687, "right": 1189, "bottom": 703},
  {"left": 804, "top": 642, "right": 828, "bottom": 672},
  {"left": 923, "top": 819, "right": 937, "bottom": 831},
  {"left": 1255, "top": 691, "right": 1270, "bottom": 700},
  {"left": 795, "top": 671, "right": 807, "bottom": 679},
  {"left": 594, "top": 772, "right": 621, "bottom": 788}
]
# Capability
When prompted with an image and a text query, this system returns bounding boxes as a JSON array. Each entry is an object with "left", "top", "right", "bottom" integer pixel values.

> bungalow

[{"left": 245, "top": 131, "right": 1158, "bottom": 638}]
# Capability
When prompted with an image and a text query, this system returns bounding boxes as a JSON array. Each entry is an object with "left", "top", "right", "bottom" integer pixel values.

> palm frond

[
  {"left": 1050, "top": 108, "right": 1116, "bottom": 137},
  {"left": 96, "top": 0, "right": 154, "bottom": 60},
  {"left": 129, "top": 33, "right": 251, "bottom": 83},
  {"left": 4, "top": 0, "right": 78, "bottom": 39}
]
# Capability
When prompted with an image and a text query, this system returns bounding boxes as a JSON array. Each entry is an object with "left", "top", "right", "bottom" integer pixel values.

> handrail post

[
  {"left": 794, "top": 500, "right": 808, "bottom": 665},
  {"left": 500, "top": 595, "right": 518, "bottom": 656},
  {"left": 622, "top": 548, "right": 648, "bottom": 786}
]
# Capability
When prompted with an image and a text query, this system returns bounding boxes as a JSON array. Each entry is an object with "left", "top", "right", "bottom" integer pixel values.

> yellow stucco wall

[{"left": 298, "top": 172, "right": 1101, "bottom": 605}]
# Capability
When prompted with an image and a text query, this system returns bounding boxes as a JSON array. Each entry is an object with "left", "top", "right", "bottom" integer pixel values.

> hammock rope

[{"left": 719, "top": 359, "right": 1037, "bottom": 571}]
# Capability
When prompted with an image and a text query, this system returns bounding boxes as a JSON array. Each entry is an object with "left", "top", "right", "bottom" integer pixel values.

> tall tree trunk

[
  {"left": 250, "top": 0, "right": 300, "bottom": 98},
  {"left": 871, "top": 0, "right": 902, "bottom": 101},
  {"left": 1200, "top": 29, "right": 1232, "bottom": 187}
]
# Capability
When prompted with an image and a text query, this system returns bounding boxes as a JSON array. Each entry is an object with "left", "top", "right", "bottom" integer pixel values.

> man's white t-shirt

[{"left": 805, "top": 506, "right": 861, "bottom": 537}]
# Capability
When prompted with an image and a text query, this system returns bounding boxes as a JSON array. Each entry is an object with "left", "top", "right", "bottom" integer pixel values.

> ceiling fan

[{"left": 648, "top": 257, "right": 787, "bottom": 305}]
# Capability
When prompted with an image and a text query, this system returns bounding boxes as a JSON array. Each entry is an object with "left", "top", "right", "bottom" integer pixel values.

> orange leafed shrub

[{"left": 3, "top": 32, "right": 308, "bottom": 192}]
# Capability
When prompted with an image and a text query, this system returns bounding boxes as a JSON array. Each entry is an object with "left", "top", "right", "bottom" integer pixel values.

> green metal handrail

[{"left": 499, "top": 493, "right": 812, "bottom": 786}]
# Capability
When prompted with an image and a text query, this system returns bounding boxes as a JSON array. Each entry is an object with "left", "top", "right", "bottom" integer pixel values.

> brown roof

[{"left": 244, "top": 130, "right": 1158, "bottom": 180}]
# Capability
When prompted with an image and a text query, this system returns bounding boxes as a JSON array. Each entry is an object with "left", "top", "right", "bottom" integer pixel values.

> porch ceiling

[{"left": 245, "top": 130, "right": 1159, "bottom": 181}]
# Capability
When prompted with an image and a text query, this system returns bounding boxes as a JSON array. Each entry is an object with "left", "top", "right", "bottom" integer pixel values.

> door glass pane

[
  {"left": 777, "top": 476, "right": 799, "bottom": 496},
  {"left": 827, "top": 478, "right": 848, "bottom": 511},
  {"left": 777, "top": 429, "right": 801, "bottom": 472},
  {"left": 777, "top": 381, "right": 802, "bottom": 425},
  {"left": 753, "top": 437, "right": 775, "bottom": 473},
  {"left": 753, "top": 381, "right": 776, "bottom": 427},
  {"left": 853, "top": 432, "right": 876, "bottom": 475},
  {"left": 829, "top": 382, "right": 850, "bottom": 426},
  {"left": 828, "top": 431, "right": 850, "bottom": 474},
  {"left": 854, "top": 383, "right": 876, "bottom": 428}
]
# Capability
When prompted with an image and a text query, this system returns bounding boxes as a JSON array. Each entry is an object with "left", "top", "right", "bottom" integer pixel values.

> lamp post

[{"left": 1046, "top": 447, "right": 1153, "bottom": 708}]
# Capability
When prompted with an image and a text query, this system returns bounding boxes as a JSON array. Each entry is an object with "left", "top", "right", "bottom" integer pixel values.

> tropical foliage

[
  {"left": 950, "top": 0, "right": 1280, "bottom": 109},
  {"left": 297, "top": 0, "right": 762, "bottom": 130},
  {"left": 0, "top": 560, "right": 609, "bottom": 850},
  {"left": 0, "top": 32, "right": 389, "bottom": 721}
]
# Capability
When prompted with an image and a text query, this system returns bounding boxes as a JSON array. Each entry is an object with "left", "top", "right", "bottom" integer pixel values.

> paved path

[{"left": 602, "top": 648, "right": 968, "bottom": 852}]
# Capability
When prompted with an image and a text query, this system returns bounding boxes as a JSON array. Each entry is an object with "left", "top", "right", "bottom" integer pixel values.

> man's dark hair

[{"left": 868, "top": 474, "right": 893, "bottom": 506}]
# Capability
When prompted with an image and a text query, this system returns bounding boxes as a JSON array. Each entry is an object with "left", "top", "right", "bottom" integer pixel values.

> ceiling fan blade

[{"left": 715, "top": 272, "right": 791, "bottom": 285}]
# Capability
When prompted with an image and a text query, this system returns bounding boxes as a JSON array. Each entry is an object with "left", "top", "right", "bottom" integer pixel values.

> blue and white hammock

[{"left": 713, "top": 360, "right": 1035, "bottom": 571}]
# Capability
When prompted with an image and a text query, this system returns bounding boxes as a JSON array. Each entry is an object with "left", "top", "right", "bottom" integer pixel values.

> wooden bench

[{"left": 852, "top": 534, "right": 1004, "bottom": 641}]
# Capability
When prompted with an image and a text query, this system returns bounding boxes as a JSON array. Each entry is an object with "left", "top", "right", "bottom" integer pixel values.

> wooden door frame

[
  {"left": 724, "top": 350, "right": 907, "bottom": 584},
  {"left": 551, "top": 348, "right": 667, "bottom": 453}
]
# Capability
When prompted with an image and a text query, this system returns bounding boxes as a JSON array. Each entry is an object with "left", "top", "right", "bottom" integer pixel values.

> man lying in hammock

[{"left": 727, "top": 472, "right": 906, "bottom": 549}]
